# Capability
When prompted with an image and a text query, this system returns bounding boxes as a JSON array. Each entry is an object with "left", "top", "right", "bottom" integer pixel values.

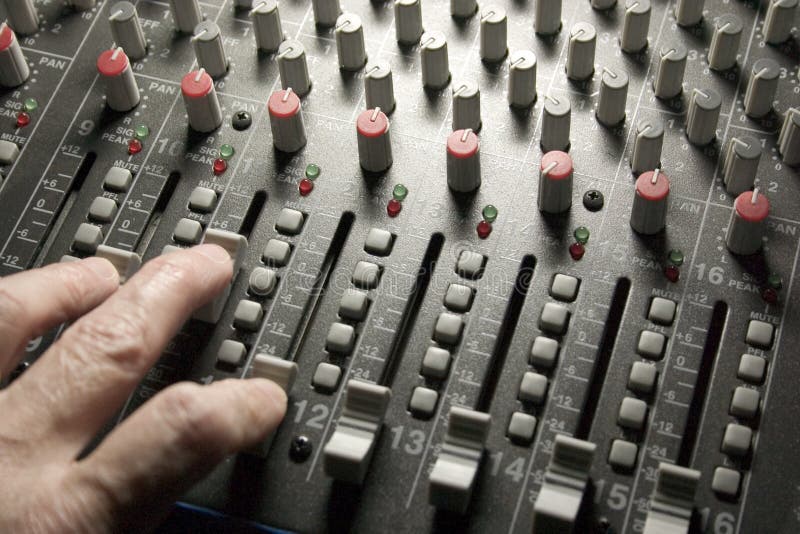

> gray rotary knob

[
  {"left": 357, "top": 108, "right": 393, "bottom": 173},
  {"left": 421, "top": 31, "right": 450, "bottom": 89},
  {"left": 675, "top": 0, "right": 704, "bottom": 27},
  {"left": 452, "top": 81, "right": 481, "bottom": 132},
  {"left": 726, "top": 190, "right": 769, "bottom": 255},
  {"left": 268, "top": 88, "right": 307, "bottom": 153},
  {"left": 538, "top": 151, "right": 573, "bottom": 214},
  {"left": 686, "top": 88, "right": 721, "bottom": 145},
  {"left": 193, "top": 22, "right": 228, "bottom": 79},
  {"left": 744, "top": 59, "right": 779, "bottom": 119},
  {"left": 541, "top": 95, "right": 570, "bottom": 152},
  {"left": 778, "top": 108, "right": 800, "bottom": 166},
  {"left": 653, "top": 44, "right": 687, "bottom": 99},
  {"left": 708, "top": 14, "right": 743, "bottom": 71},
  {"left": 630, "top": 169, "right": 670, "bottom": 235},
  {"left": 312, "top": 0, "right": 340, "bottom": 27},
  {"left": 480, "top": 5, "right": 507, "bottom": 62},
  {"left": 335, "top": 13, "right": 366, "bottom": 71},
  {"left": 0, "top": 23, "right": 29, "bottom": 88},
  {"left": 251, "top": 0, "right": 284, "bottom": 53},
  {"left": 597, "top": 68, "right": 629, "bottom": 127},
  {"left": 365, "top": 61, "right": 395, "bottom": 114},
  {"left": 447, "top": 129, "right": 481, "bottom": 192},
  {"left": 620, "top": 0, "right": 650, "bottom": 53},
  {"left": 534, "top": 0, "right": 561, "bottom": 35},
  {"left": 450, "top": 0, "right": 477, "bottom": 18},
  {"left": 277, "top": 40, "right": 311, "bottom": 96},
  {"left": 5, "top": 0, "right": 39, "bottom": 35},
  {"left": 566, "top": 22, "right": 596, "bottom": 81},
  {"left": 507, "top": 50, "right": 536, "bottom": 108},
  {"left": 97, "top": 47, "right": 139, "bottom": 112},
  {"left": 631, "top": 118, "right": 664, "bottom": 174},
  {"left": 764, "top": 0, "right": 798, "bottom": 45},
  {"left": 110, "top": 2, "right": 147, "bottom": 60},
  {"left": 395, "top": 0, "right": 423, "bottom": 44},
  {"left": 723, "top": 136, "right": 761, "bottom": 195},
  {"left": 169, "top": 0, "right": 202, "bottom": 33},
  {"left": 181, "top": 68, "right": 222, "bottom": 132},
  {"left": 70, "top": 0, "right": 96, "bottom": 11}
]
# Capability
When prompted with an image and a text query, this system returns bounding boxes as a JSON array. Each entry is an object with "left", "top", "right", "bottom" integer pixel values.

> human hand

[{"left": 0, "top": 245, "right": 287, "bottom": 532}]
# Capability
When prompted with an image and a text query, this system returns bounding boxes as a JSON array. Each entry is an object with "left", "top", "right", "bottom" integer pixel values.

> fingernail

[
  {"left": 195, "top": 244, "right": 231, "bottom": 264},
  {"left": 84, "top": 257, "right": 120, "bottom": 282},
  {"left": 252, "top": 379, "right": 288, "bottom": 409}
]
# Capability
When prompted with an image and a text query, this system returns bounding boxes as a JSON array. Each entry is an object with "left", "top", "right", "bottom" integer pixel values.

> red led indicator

[
  {"left": 127, "top": 138, "right": 142, "bottom": 155},
  {"left": 387, "top": 199, "right": 402, "bottom": 217},
  {"left": 762, "top": 287, "right": 778, "bottom": 304},
  {"left": 664, "top": 265, "right": 680, "bottom": 283},
  {"left": 299, "top": 178, "right": 314, "bottom": 196},
  {"left": 476, "top": 220, "right": 492, "bottom": 239},
  {"left": 569, "top": 242, "right": 585, "bottom": 261},
  {"left": 213, "top": 158, "right": 227, "bottom": 175},
  {"left": 15, "top": 112, "right": 30, "bottom": 128}
]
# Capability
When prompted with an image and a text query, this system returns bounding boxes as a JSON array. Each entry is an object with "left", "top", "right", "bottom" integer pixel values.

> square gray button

[
  {"left": 217, "top": 340, "right": 246, "bottom": 366},
  {"left": 507, "top": 412, "right": 537, "bottom": 444},
  {"left": 409, "top": 387, "right": 438, "bottom": 418},
  {"left": 539, "top": 303, "right": 570, "bottom": 335},
  {"left": 444, "top": 283, "right": 473, "bottom": 312},
  {"left": 326, "top": 322, "right": 355, "bottom": 354},
  {"left": 648, "top": 297, "right": 677, "bottom": 325},
  {"left": 608, "top": 439, "right": 638, "bottom": 470},
  {"left": 628, "top": 362, "right": 658, "bottom": 394},
  {"left": 737, "top": 354, "right": 766, "bottom": 384},
  {"left": 456, "top": 250, "right": 486, "bottom": 279},
  {"left": 233, "top": 300, "right": 264, "bottom": 331},
  {"left": 188, "top": 187, "right": 217, "bottom": 213},
  {"left": 352, "top": 261, "right": 381, "bottom": 289},
  {"left": 103, "top": 167, "right": 133, "bottom": 192},
  {"left": 0, "top": 140, "right": 19, "bottom": 165},
  {"left": 433, "top": 313, "right": 464, "bottom": 345},
  {"left": 88, "top": 197, "right": 118, "bottom": 223},
  {"left": 249, "top": 267, "right": 278, "bottom": 297},
  {"left": 529, "top": 336, "right": 559, "bottom": 369},
  {"left": 730, "top": 387, "right": 760, "bottom": 419},
  {"left": 712, "top": 467, "right": 741, "bottom": 498},
  {"left": 339, "top": 289, "right": 369, "bottom": 321},
  {"left": 618, "top": 397, "right": 648, "bottom": 430},
  {"left": 518, "top": 372, "right": 548, "bottom": 404},
  {"left": 262, "top": 239, "right": 292, "bottom": 267},
  {"left": 364, "top": 228, "right": 394, "bottom": 256},
  {"left": 313, "top": 362, "right": 342, "bottom": 392},
  {"left": 746, "top": 320, "right": 774, "bottom": 349},
  {"left": 173, "top": 218, "right": 203, "bottom": 244},
  {"left": 421, "top": 346, "right": 451, "bottom": 379},
  {"left": 721, "top": 423, "right": 752, "bottom": 457},
  {"left": 550, "top": 274, "right": 579, "bottom": 302},
  {"left": 275, "top": 208, "right": 305, "bottom": 235},
  {"left": 73, "top": 223, "right": 103, "bottom": 253},
  {"left": 637, "top": 330, "right": 666, "bottom": 359}
]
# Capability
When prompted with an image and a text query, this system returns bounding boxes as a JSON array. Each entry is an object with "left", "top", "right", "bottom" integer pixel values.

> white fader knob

[
  {"left": 181, "top": 68, "right": 222, "bottom": 133},
  {"left": 357, "top": 108, "right": 393, "bottom": 173},
  {"left": 6, "top": 0, "right": 39, "bottom": 35},
  {"left": 764, "top": 0, "right": 798, "bottom": 45},
  {"left": 631, "top": 118, "right": 664, "bottom": 174},
  {"left": 268, "top": 88, "right": 307, "bottom": 153},
  {"left": 97, "top": 47, "right": 140, "bottom": 112},
  {"left": 365, "top": 61, "right": 395, "bottom": 114},
  {"left": 251, "top": 0, "right": 284, "bottom": 53},
  {"left": 421, "top": 31, "right": 450, "bottom": 89},
  {"left": 447, "top": 129, "right": 481, "bottom": 193},
  {"left": 566, "top": 22, "right": 596, "bottom": 81},
  {"left": 674, "top": 0, "right": 704, "bottom": 27},
  {"left": 723, "top": 136, "right": 761, "bottom": 195},
  {"left": 395, "top": 0, "right": 423, "bottom": 45},
  {"left": 630, "top": 169, "right": 670, "bottom": 235},
  {"left": 192, "top": 22, "right": 228, "bottom": 78},
  {"left": 726, "top": 190, "right": 769, "bottom": 255},
  {"left": 508, "top": 50, "right": 536, "bottom": 108},
  {"left": 312, "top": 0, "right": 340, "bottom": 27},
  {"left": 596, "top": 68, "right": 629, "bottom": 127},
  {"left": 538, "top": 151, "right": 573, "bottom": 214},
  {"left": 541, "top": 95, "right": 571, "bottom": 152},
  {"left": 778, "top": 108, "right": 800, "bottom": 166},
  {"left": 110, "top": 2, "right": 147, "bottom": 61},
  {"left": 744, "top": 59, "right": 779, "bottom": 119},
  {"left": 169, "top": 0, "right": 203, "bottom": 33},
  {"left": 620, "top": 0, "right": 650, "bottom": 53},
  {"left": 452, "top": 81, "right": 481, "bottom": 132},
  {"left": 653, "top": 44, "right": 687, "bottom": 99},
  {"left": 708, "top": 15, "right": 743, "bottom": 71},
  {"left": 686, "top": 88, "right": 721, "bottom": 146},
  {"left": 335, "top": 14, "right": 366, "bottom": 71},
  {"left": 534, "top": 0, "right": 561, "bottom": 35},
  {"left": 480, "top": 5, "right": 507, "bottom": 63},
  {"left": 277, "top": 40, "right": 311, "bottom": 96},
  {"left": 451, "top": 0, "right": 477, "bottom": 18},
  {"left": 0, "top": 24, "right": 29, "bottom": 88}
]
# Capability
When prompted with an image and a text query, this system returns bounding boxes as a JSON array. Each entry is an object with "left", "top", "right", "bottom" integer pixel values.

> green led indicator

[
  {"left": 392, "top": 183, "right": 408, "bottom": 201},
  {"left": 134, "top": 125, "right": 150, "bottom": 140},
  {"left": 23, "top": 98, "right": 38, "bottom": 112},
  {"left": 219, "top": 144, "right": 235, "bottom": 160},
  {"left": 767, "top": 273, "right": 783, "bottom": 290},
  {"left": 482, "top": 204, "right": 498, "bottom": 223},
  {"left": 305, "top": 163, "right": 320, "bottom": 180},
  {"left": 668, "top": 249, "right": 685, "bottom": 266},
  {"left": 573, "top": 226, "right": 590, "bottom": 244}
]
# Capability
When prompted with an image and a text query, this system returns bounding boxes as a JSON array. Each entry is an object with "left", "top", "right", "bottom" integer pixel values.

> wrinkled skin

[{"left": 0, "top": 245, "right": 286, "bottom": 532}]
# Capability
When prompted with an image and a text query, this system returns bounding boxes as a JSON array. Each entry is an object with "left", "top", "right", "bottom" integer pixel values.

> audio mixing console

[{"left": 0, "top": 0, "right": 798, "bottom": 531}]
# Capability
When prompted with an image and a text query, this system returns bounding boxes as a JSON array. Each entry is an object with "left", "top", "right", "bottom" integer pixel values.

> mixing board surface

[{"left": 0, "top": 0, "right": 799, "bottom": 531}]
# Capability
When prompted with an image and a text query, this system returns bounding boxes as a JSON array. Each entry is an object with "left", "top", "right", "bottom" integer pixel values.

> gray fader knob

[
  {"left": 630, "top": 169, "right": 670, "bottom": 235},
  {"left": 335, "top": 14, "right": 366, "bottom": 71},
  {"left": 686, "top": 88, "right": 721, "bottom": 145},
  {"left": 535, "top": 0, "right": 561, "bottom": 35},
  {"left": 631, "top": 118, "right": 664, "bottom": 174},
  {"left": 778, "top": 108, "right": 800, "bottom": 166},
  {"left": 708, "top": 15, "right": 743, "bottom": 71},
  {"left": 277, "top": 40, "right": 311, "bottom": 96},
  {"left": 169, "top": 0, "right": 202, "bottom": 33},
  {"left": 395, "top": 0, "right": 423, "bottom": 45},
  {"left": 312, "top": 0, "right": 340, "bottom": 27},
  {"left": 726, "top": 189, "right": 769, "bottom": 255},
  {"left": 620, "top": 0, "right": 650, "bottom": 53},
  {"left": 192, "top": 22, "right": 228, "bottom": 78},
  {"left": 421, "top": 31, "right": 450, "bottom": 89},
  {"left": 744, "top": 59, "right": 779, "bottom": 118},
  {"left": 365, "top": 61, "right": 395, "bottom": 114},
  {"left": 97, "top": 47, "right": 140, "bottom": 112},
  {"left": 566, "top": 22, "right": 596, "bottom": 81},
  {"left": 653, "top": 44, "right": 687, "bottom": 99},
  {"left": 764, "top": 0, "right": 798, "bottom": 45},
  {"left": 508, "top": 50, "right": 537, "bottom": 108},
  {"left": 452, "top": 81, "right": 481, "bottom": 132},
  {"left": 251, "top": 0, "right": 284, "bottom": 53},
  {"left": 597, "top": 68, "right": 629, "bottom": 126},
  {"left": 0, "top": 23, "right": 29, "bottom": 88},
  {"left": 480, "top": 5, "right": 507, "bottom": 62},
  {"left": 110, "top": 2, "right": 147, "bottom": 61},
  {"left": 723, "top": 136, "right": 761, "bottom": 195},
  {"left": 181, "top": 68, "right": 222, "bottom": 132},
  {"left": 357, "top": 108, "right": 393, "bottom": 173},
  {"left": 538, "top": 150, "right": 573, "bottom": 214},
  {"left": 451, "top": 0, "right": 477, "bottom": 18},
  {"left": 268, "top": 88, "right": 307, "bottom": 153},
  {"left": 541, "top": 95, "right": 570, "bottom": 152},
  {"left": 6, "top": 0, "right": 39, "bottom": 35},
  {"left": 447, "top": 129, "right": 481, "bottom": 192},
  {"left": 675, "top": 0, "right": 704, "bottom": 27}
]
